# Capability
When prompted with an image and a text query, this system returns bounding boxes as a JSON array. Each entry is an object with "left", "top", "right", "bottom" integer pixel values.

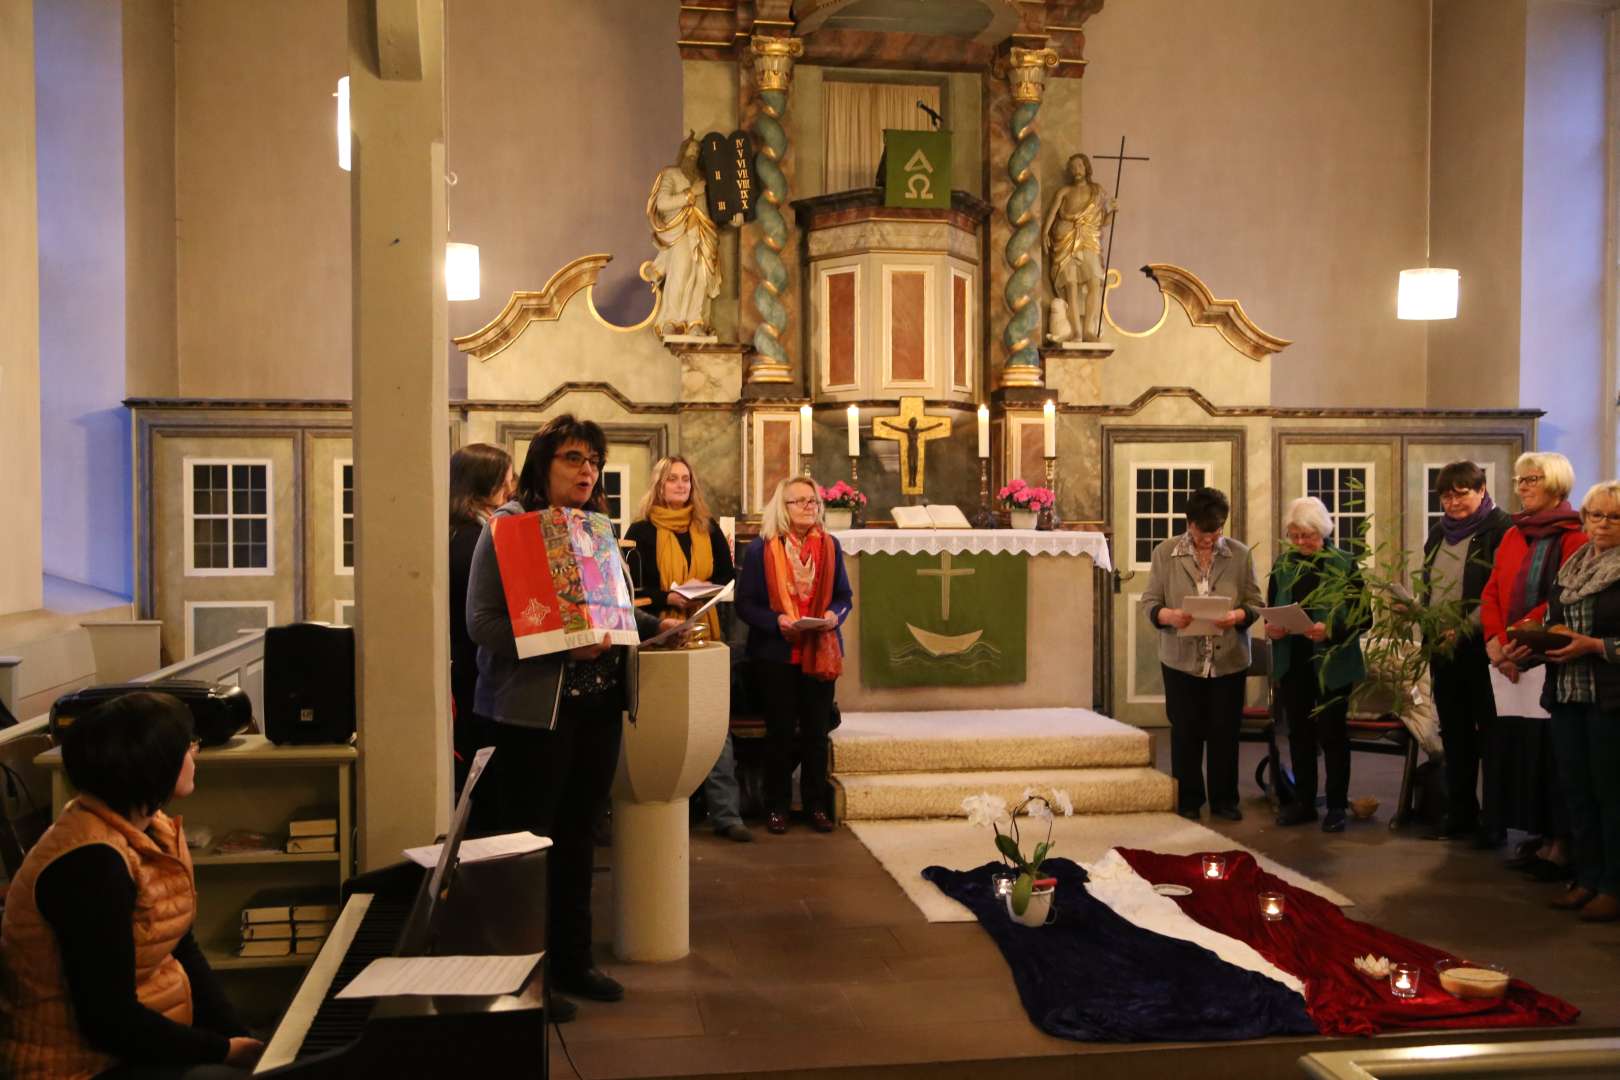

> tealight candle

[
  {"left": 1201, "top": 854, "right": 1226, "bottom": 880},
  {"left": 992, "top": 874, "right": 1014, "bottom": 898},
  {"left": 1259, "top": 892, "right": 1285, "bottom": 921},
  {"left": 1390, "top": 964, "right": 1419, "bottom": 999}
]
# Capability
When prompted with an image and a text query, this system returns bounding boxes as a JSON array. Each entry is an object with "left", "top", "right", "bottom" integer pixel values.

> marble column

[
  {"left": 347, "top": 0, "right": 451, "bottom": 869},
  {"left": 745, "top": 35, "right": 803, "bottom": 387},
  {"left": 998, "top": 46, "right": 1059, "bottom": 390},
  {"left": 0, "top": 0, "right": 43, "bottom": 617}
]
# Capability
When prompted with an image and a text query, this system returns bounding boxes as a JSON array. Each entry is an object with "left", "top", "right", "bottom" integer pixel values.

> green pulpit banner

[
  {"left": 882, "top": 130, "right": 952, "bottom": 210},
  {"left": 859, "top": 551, "right": 1027, "bottom": 688}
]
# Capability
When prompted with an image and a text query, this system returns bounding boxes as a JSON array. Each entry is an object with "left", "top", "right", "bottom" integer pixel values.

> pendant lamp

[{"left": 1398, "top": 0, "right": 1458, "bottom": 320}]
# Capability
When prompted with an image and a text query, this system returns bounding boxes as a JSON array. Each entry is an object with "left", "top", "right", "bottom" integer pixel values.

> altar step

[{"left": 830, "top": 708, "right": 1175, "bottom": 821}]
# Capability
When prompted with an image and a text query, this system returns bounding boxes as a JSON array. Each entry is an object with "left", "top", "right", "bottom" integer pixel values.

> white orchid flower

[
  {"left": 1052, "top": 789, "right": 1074, "bottom": 816},
  {"left": 963, "top": 792, "right": 1007, "bottom": 829},
  {"left": 1022, "top": 786, "right": 1040, "bottom": 801},
  {"left": 1028, "top": 800, "right": 1054, "bottom": 823}
]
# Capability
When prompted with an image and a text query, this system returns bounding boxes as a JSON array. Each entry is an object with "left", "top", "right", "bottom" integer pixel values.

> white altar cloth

[{"left": 832, "top": 528, "right": 1112, "bottom": 571}]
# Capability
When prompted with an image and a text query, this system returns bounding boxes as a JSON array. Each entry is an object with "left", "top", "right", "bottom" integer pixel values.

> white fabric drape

[{"left": 823, "top": 81, "right": 942, "bottom": 194}]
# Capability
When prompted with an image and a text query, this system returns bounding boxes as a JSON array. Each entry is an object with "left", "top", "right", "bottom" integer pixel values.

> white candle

[
  {"left": 847, "top": 404, "right": 860, "bottom": 457},
  {"left": 799, "top": 405, "right": 813, "bottom": 455},
  {"left": 1042, "top": 399, "right": 1056, "bottom": 458},
  {"left": 977, "top": 405, "right": 990, "bottom": 458}
]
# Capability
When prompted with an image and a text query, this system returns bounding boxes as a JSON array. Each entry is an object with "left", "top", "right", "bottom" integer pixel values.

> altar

[{"left": 835, "top": 527, "right": 1111, "bottom": 713}]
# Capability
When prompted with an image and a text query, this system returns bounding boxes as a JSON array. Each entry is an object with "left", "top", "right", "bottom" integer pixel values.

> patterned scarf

[
  {"left": 764, "top": 528, "right": 843, "bottom": 680},
  {"left": 1554, "top": 539, "right": 1620, "bottom": 603},
  {"left": 647, "top": 505, "right": 719, "bottom": 641},
  {"left": 1506, "top": 502, "right": 1583, "bottom": 624}
]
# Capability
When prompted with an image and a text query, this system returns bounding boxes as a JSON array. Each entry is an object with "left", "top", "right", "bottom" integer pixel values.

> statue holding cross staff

[{"left": 1044, "top": 138, "right": 1149, "bottom": 343}]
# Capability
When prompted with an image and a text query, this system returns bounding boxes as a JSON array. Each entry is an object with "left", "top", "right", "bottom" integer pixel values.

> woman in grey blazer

[{"left": 1139, "top": 487, "right": 1263, "bottom": 821}]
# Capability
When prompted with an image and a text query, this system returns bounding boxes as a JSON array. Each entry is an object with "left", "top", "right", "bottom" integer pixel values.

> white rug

[
  {"left": 847, "top": 812, "right": 1355, "bottom": 923},
  {"left": 831, "top": 707, "right": 1151, "bottom": 773}
]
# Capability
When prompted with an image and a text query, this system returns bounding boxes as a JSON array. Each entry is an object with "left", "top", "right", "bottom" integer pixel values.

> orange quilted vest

[{"left": 1, "top": 795, "right": 197, "bottom": 1080}]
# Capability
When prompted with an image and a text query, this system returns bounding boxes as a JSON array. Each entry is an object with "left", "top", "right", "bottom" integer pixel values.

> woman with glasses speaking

[{"left": 736, "top": 476, "right": 852, "bottom": 835}]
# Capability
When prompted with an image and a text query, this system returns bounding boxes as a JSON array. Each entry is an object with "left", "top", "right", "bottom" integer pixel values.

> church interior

[{"left": 3, "top": 0, "right": 1620, "bottom": 1076}]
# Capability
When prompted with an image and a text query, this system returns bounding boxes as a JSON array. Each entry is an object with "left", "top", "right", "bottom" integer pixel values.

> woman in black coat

[{"left": 448, "top": 442, "right": 514, "bottom": 805}]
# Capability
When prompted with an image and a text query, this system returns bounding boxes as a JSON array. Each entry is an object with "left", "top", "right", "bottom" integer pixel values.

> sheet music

[
  {"left": 1259, "top": 603, "right": 1317, "bottom": 635},
  {"left": 403, "top": 831, "right": 553, "bottom": 869},
  {"left": 1178, "top": 594, "right": 1232, "bottom": 637},
  {"left": 334, "top": 952, "right": 544, "bottom": 999},
  {"left": 641, "top": 590, "right": 727, "bottom": 648}
]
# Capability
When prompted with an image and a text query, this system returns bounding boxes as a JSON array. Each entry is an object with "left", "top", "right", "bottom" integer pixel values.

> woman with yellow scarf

[{"left": 625, "top": 457, "right": 750, "bottom": 841}]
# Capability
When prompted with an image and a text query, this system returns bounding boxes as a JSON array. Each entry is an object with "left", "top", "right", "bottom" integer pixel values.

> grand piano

[{"left": 253, "top": 850, "right": 550, "bottom": 1076}]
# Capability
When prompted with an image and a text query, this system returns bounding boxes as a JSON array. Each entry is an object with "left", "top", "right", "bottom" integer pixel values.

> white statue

[
  {"left": 645, "top": 132, "right": 720, "bottom": 339},
  {"left": 1043, "top": 153, "right": 1116, "bottom": 343},
  {"left": 1046, "top": 298, "right": 1075, "bottom": 344}
]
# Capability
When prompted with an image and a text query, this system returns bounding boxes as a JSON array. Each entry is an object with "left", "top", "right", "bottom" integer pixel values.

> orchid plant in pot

[
  {"left": 818, "top": 481, "right": 865, "bottom": 531},
  {"left": 962, "top": 787, "right": 1074, "bottom": 925},
  {"left": 997, "top": 479, "right": 1055, "bottom": 530}
]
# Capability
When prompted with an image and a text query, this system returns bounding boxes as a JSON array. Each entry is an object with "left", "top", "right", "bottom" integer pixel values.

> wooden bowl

[
  {"left": 1436, "top": 960, "right": 1509, "bottom": 1000},
  {"left": 1506, "top": 626, "right": 1575, "bottom": 652}
]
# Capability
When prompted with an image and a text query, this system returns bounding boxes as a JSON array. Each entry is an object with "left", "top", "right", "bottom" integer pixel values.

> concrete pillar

[
  {"left": 0, "top": 0, "right": 43, "bottom": 617},
  {"left": 347, "top": 0, "right": 451, "bottom": 869}
]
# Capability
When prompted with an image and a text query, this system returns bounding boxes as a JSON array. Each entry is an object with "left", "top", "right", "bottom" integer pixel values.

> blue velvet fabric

[{"left": 922, "top": 857, "right": 1317, "bottom": 1042}]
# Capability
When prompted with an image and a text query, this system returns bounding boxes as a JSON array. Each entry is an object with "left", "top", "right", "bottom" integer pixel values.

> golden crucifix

[{"left": 872, "top": 396, "right": 952, "bottom": 496}]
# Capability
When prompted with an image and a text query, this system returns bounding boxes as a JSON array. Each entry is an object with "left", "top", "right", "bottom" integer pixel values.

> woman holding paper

[
  {"left": 1140, "top": 487, "right": 1263, "bottom": 822},
  {"left": 736, "top": 476, "right": 853, "bottom": 835},
  {"left": 465, "top": 414, "right": 675, "bottom": 1013},
  {"left": 1264, "top": 497, "right": 1370, "bottom": 833},
  {"left": 624, "top": 456, "right": 751, "bottom": 842}
]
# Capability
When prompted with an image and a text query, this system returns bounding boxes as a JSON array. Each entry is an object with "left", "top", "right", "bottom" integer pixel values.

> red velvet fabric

[{"left": 1117, "top": 848, "right": 1579, "bottom": 1036}]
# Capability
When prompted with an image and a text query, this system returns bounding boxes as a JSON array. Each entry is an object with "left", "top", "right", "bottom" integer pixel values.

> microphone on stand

[{"left": 917, "top": 101, "right": 943, "bottom": 130}]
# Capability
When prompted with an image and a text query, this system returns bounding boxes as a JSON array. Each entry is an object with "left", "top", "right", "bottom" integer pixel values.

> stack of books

[
  {"left": 238, "top": 889, "right": 341, "bottom": 959},
  {"left": 285, "top": 806, "right": 338, "bottom": 855}
]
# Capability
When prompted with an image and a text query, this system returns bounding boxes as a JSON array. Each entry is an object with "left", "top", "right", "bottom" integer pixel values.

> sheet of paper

[
  {"left": 640, "top": 590, "right": 729, "bottom": 648},
  {"left": 403, "top": 831, "right": 553, "bottom": 869},
  {"left": 1489, "top": 663, "right": 1550, "bottom": 719},
  {"left": 1259, "top": 603, "right": 1317, "bottom": 635},
  {"left": 1178, "top": 594, "right": 1232, "bottom": 637},
  {"left": 334, "top": 952, "right": 543, "bottom": 999},
  {"left": 792, "top": 616, "right": 837, "bottom": 631},
  {"left": 673, "top": 580, "right": 725, "bottom": 602}
]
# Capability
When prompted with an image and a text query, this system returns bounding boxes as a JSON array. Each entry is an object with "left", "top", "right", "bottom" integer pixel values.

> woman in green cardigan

[{"left": 1265, "top": 496, "right": 1371, "bottom": 832}]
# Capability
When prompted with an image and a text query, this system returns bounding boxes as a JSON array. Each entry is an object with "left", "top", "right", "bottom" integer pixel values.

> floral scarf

[{"left": 764, "top": 528, "right": 842, "bottom": 681}]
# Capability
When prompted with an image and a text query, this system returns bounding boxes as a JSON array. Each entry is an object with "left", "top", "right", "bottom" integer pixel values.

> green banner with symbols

[
  {"left": 858, "top": 551, "right": 1026, "bottom": 688},
  {"left": 882, "top": 129, "right": 952, "bottom": 210}
]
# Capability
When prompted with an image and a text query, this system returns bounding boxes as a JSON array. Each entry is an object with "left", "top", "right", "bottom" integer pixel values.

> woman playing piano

[{"left": 0, "top": 691, "right": 263, "bottom": 1079}]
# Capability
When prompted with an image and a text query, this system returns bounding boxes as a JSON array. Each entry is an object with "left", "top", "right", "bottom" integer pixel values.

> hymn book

[{"left": 490, "top": 508, "right": 639, "bottom": 658}]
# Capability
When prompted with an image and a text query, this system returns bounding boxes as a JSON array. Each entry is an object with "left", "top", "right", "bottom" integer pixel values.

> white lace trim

[{"left": 831, "top": 528, "right": 1113, "bottom": 571}]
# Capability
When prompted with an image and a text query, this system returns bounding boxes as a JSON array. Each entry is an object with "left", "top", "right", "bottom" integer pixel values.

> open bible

[{"left": 889, "top": 504, "right": 972, "bottom": 529}]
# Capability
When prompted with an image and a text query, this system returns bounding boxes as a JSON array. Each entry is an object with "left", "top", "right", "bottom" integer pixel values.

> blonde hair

[
  {"left": 1516, "top": 451, "right": 1575, "bottom": 502},
  {"left": 635, "top": 455, "right": 712, "bottom": 531},
  {"left": 759, "top": 475, "right": 822, "bottom": 539},
  {"left": 1282, "top": 496, "right": 1334, "bottom": 539},
  {"left": 1579, "top": 480, "right": 1620, "bottom": 514}
]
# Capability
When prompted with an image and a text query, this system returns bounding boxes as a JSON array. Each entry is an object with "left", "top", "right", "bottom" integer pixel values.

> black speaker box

[
  {"left": 49, "top": 680, "right": 252, "bottom": 747},
  {"left": 264, "top": 623, "right": 356, "bottom": 745}
]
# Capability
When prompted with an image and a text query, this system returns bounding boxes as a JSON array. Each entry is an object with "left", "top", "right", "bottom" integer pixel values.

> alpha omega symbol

[{"left": 903, "top": 148, "right": 934, "bottom": 201}]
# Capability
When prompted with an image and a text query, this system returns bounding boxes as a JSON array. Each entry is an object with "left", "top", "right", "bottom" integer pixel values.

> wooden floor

[{"left": 553, "top": 737, "right": 1620, "bottom": 1080}]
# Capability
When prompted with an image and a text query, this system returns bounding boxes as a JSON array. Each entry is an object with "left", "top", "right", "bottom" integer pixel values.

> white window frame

[
  {"left": 334, "top": 458, "right": 354, "bottom": 576},
  {"left": 183, "top": 600, "right": 276, "bottom": 658},
  {"left": 183, "top": 458, "right": 275, "bottom": 577},
  {"left": 1423, "top": 462, "right": 1496, "bottom": 537},
  {"left": 333, "top": 599, "right": 355, "bottom": 627},
  {"left": 1129, "top": 461, "right": 1213, "bottom": 571},
  {"left": 601, "top": 464, "right": 631, "bottom": 538},
  {"left": 1303, "top": 462, "right": 1375, "bottom": 556}
]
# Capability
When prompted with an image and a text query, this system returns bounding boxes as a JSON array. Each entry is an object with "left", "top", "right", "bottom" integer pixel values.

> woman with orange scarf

[{"left": 736, "top": 476, "right": 853, "bottom": 835}]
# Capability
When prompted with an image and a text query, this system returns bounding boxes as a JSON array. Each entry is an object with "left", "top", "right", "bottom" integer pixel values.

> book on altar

[
  {"left": 890, "top": 504, "right": 972, "bottom": 529},
  {"left": 490, "top": 508, "right": 639, "bottom": 658}
]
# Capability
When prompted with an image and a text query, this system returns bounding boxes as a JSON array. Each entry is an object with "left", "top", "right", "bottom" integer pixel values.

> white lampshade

[
  {"left": 1397, "top": 267, "right": 1459, "bottom": 320},
  {"left": 336, "top": 77, "right": 351, "bottom": 172},
  {"left": 446, "top": 242, "right": 480, "bottom": 302}
]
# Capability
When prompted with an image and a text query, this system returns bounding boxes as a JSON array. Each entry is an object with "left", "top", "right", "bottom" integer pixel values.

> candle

[
  {"left": 977, "top": 405, "right": 990, "bottom": 458},
  {"left": 1390, "top": 965, "right": 1419, "bottom": 999},
  {"left": 799, "top": 405, "right": 813, "bottom": 455},
  {"left": 1259, "top": 892, "right": 1285, "bottom": 921},
  {"left": 847, "top": 404, "right": 860, "bottom": 457},
  {"left": 1042, "top": 399, "right": 1056, "bottom": 458},
  {"left": 1201, "top": 854, "right": 1226, "bottom": 881},
  {"left": 992, "top": 874, "right": 1014, "bottom": 898}
]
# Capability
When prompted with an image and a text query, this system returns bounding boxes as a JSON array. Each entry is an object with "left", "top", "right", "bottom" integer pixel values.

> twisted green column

[
  {"left": 747, "top": 36, "right": 802, "bottom": 385},
  {"left": 1000, "top": 47, "right": 1058, "bottom": 389}
]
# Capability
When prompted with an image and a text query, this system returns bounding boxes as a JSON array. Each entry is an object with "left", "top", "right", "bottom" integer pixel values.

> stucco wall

[{"left": 123, "top": 0, "right": 176, "bottom": 398}]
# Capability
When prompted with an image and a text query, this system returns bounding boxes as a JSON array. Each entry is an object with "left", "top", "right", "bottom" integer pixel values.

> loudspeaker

[
  {"left": 264, "top": 623, "right": 356, "bottom": 745},
  {"left": 50, "top": 680, "right": 252, "bottom": 747}
]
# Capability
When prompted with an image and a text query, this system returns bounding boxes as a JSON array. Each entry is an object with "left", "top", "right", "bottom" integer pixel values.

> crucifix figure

[
  {"left": 916, "top": 552, "right": 974, "bottom": 620},
  {"left": 872, "top": 396, "right": 951, "bottom": 496}
]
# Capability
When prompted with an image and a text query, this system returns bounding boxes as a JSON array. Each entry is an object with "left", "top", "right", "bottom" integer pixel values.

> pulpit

[{"left": 612, "top": 641, "right": 730, "bottom": 962}]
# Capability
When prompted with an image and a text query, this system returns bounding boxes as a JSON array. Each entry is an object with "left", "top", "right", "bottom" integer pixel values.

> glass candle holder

[
  {"left": 1390, "top": 964, "right": 1420, "bottom": 999},
  {"left": 1258, "top": 892, "right": 1285, "bottom": 921},
  {"left": 1201, "top": 854, "right": 1226, "bottom": 881},
  {"left": 992, "top": 874, "right": 1014, "bottom": 898}
]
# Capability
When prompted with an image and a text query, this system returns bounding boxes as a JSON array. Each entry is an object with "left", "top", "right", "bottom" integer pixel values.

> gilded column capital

[
  {"left": 750, "top": 35, "right": 805, "bottom": 92},
  {"left": 1004, "top": 46, "right": 1060, "bottom": 103}
]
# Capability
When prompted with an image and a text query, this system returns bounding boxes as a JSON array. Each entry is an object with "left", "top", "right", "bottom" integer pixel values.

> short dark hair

[
  {"left": 1433, "top": 460, "right": 1487, "bottom": 496},
  {"left": 517, "top": 414, "right": 609, "bottom": 513},
  {"left": 450, "top": 442, "right": 513, "bottom": 528},
  {"left": 1185, "top": 487, "right": 1231, "bottom": 533},
  {"left": 60, "top": 692, "right": 194, "bottom": 817}
]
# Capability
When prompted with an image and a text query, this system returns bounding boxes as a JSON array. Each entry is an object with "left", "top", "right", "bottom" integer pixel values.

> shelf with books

[{"left": 204, "top": 947, "right": 316, "bottom": 972}]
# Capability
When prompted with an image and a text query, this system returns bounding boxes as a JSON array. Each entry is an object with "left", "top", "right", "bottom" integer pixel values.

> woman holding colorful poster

[{"left": 465, "top": 414, "right": 676, "bottom": 1017}]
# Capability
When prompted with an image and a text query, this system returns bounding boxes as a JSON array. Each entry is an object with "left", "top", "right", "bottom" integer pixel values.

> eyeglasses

[
  {"left": 785, "top": 497, "right": 821, "bottom": 508},
  {"left": 1437, "top": 489, "right": 1477, "bottom": 504},
  {"left": 557, "top": 450, "right": 603, "bottom": 471},
  {"left": 1584, "top": 511, "right": 1620, "bottom": 525},
  {"left": 1514, "top": 474, "right": 1544, "bottom": 487}
]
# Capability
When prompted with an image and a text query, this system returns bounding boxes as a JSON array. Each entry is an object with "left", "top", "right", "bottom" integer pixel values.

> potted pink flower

[
  {"left": 818, "top": 481, "right": 866, "bottom": 531},
  {"left": 997, "top": 478, "right": 1055, "bottom": 530}
]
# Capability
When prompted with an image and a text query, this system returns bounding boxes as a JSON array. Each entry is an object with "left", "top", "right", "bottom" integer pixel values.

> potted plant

[
  {"left": 818, "top": 480, "right": 866, "bottom": 531},
  {"left": 962, "top": 787, "right": 1074, "bottom": 926},
  {"left": 997, "top": 479, "right": 1055, "bottom": 530}
]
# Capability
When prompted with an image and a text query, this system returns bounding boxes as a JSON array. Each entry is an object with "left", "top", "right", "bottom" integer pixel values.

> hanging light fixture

[
  {"left": 1398, "top": 0, "right": 1458, "bottom": 320},
  {"left": 445, "top": 240, "right": 480, "bottom": 302},
  {"left": 336, "top": 76, "right": 351, "bottom": 172}
]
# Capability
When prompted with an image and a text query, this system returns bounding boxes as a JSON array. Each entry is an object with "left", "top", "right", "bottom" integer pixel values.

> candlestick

[
  {"left": 799, "top": 404, "right": 813, "bottom": 455},
  {"left": 1258, "top": 892, "right": 1285, "bottom": 921},
  {"left": 1201, "top": 854, "right": 1226, "bottom": 881},
  {"left": 1042, "top": 399, "right": 1056, "bottom": 458},
  {"left": 1043, "top": 457, "right": 1061, "bottom": 531},
  {"left": 847, "top": 404, "right": 860, "bottom": 457},
  {"left": 972, "top": 458, "right": 994, "bottom": 529},
  {"left": 849, "top": 456, "right": 859, "bottom": 485},
  {"left": 977, "top": 405, "right": 990, "bottom": 458},
  {"left": 1390, "top": 965, "right": 1419, "bottom": 999}
]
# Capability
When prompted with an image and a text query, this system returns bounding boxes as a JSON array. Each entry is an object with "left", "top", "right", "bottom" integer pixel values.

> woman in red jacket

[{"left": 1482, "top": 451, "right": 1587, "bottom": 866}]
